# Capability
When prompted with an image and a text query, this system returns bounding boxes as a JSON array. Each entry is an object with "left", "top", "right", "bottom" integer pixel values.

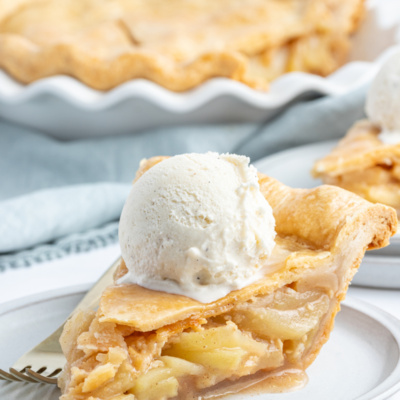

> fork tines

[{"left": 0, "top": 367, "right": 59, "bottom": 384}]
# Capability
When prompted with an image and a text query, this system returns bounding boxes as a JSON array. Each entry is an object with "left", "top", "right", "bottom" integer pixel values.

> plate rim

[
  {"left": 362, "top": 255, "right": 400, "bottom": 264},
  {"left": 341, "top": 297, "right": 400, "bottom": 400},
  {"left": 0, "top": 283, "right": 90, "bottom": 316},
  {"left": 0, "top": 284, "right": 399, "bottom": 400}
]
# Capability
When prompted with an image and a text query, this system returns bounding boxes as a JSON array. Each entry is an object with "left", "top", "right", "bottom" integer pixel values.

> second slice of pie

[
  {"left": 312, "top": 120, "right": 400, "bottom": 217},
  {"left": 58, "top": 154, "right": 396, "bottom": 400},
  {"left": 312, "top": 52, "right": 400, "bottom": 217}
]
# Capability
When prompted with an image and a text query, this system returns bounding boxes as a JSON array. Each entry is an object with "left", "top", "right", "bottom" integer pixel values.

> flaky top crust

[
  {"left": 0, "top": 0, "right": 364, "bottom": 91},
  {"left": 98, "top": 156, "right": 397, "bottom": 332},
  {"left": 312, "top": 120, "right": 400, "bottom": 177}
]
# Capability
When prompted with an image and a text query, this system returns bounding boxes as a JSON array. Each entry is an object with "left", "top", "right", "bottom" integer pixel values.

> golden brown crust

[
  {"left": 259, "top": 171, "right": 397, "bottom": 250},
  {"left": 0, "top": 0, "right": 365, "bottom": 91},
  {"left": 312, "top": 120, "right": 400, "bottom": 214},
  {"left": 312, "top": 120, "right": 400, "bottom": 175},
  {"left": 58, "top": 310, "right": 96, "bottom": 394}
]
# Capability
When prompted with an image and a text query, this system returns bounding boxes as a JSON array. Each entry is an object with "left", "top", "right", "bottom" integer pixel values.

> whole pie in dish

[
  {"left": 0, "top": 0, "right": 365, "bottom": 91},
  {"left": 58, "top": 155, "right": 396, "bottom": 400}
]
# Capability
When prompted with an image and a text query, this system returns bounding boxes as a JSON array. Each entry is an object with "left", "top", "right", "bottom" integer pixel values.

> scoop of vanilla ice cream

[
  {"left": 366, "top": 52, "right": 400, "bottom": 144},
  {"left": 118, "top": 153, "right": 276, "bottom": 303}
]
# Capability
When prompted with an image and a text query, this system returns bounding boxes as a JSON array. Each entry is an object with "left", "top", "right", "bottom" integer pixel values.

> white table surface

[{"left": 1, "top": 244, "right": 400, "bottom": 399}]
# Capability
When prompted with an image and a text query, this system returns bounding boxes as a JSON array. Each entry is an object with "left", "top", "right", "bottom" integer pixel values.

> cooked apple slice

[
  {"left": 129, "top": 367, "right": 178, "bottom": 400},
  {"left": 160, "top": 355, "right": 205, "bottom": 376},
  {"left": 232, "top": 287, "right": 330, "bottom": 341},
  {"left": 163, "top": 323, "right": 283, "bottom": 381}
]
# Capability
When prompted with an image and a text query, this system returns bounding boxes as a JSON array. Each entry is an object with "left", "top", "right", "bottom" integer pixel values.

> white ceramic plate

[
  {"left": 254, "top": 141, "right": 400, "bottom": 289},
  {"left": 0, "top": 0, "right": 399, "bottom": 139},
  {"left": 0, "top": 286, "right": 400, "bottom": 400}
]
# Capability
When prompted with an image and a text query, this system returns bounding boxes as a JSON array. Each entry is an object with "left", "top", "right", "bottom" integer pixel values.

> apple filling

[{"left": 59, "top": 285, "right": 332, "bottom": 400}]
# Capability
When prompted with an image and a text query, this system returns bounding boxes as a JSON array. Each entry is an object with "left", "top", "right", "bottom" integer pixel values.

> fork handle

[{"left": 70, "top": 256, "right": 121, "bottom": 315}]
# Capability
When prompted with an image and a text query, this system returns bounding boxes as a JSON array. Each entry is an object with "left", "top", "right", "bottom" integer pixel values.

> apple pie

[
  {"left": 0, "top": 0, "right": 364, "bottom": 91},
  {"left": 58, "top": 156, "right": 396, "bottom": 400},
  {"left": 312, "top": 120, "right": 400, "bottom": 218}
]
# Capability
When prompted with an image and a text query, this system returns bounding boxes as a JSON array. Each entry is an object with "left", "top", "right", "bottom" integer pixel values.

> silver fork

[{"left": 0, "top": 257, "right": 121, "bottom": 385}]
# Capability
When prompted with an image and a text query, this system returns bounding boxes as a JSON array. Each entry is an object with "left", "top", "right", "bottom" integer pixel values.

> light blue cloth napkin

[{"left": 0, "top": 86, "right": 367, "bottom": 269}]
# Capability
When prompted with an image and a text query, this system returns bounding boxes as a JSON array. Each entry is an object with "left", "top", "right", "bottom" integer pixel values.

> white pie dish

[{"left": 0, "top": 0, "right": 399, "bottom": 139}]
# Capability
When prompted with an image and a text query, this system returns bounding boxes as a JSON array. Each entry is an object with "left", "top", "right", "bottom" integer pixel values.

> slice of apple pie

[
  {"left": 0, "top": 0, "right": 364, "bottom": 91},
  {"left": 312, "top": 120, "right": 400, "bottom": 217},
  {"left": 312, "top": 52, "right": 400, "bottom": 218},
  {"left": 58, "top": 156, "right": 396, "bottom": 400}
]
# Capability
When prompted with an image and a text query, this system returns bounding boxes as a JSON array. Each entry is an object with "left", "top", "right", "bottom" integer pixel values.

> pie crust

[
  {"left": 0, "top": 0, "right": 365, "bottom": 91},
  {"left": 312, "top": 120, "right": 400, "bottom": 217},
  {"left": 58, "top": 156, "right": 396, "bottom": 400}
]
